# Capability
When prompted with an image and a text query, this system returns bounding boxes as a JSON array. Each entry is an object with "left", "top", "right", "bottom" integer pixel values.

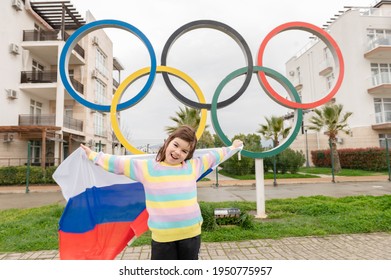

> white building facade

[
  {"left": 286, "top": 0, "right": 391, "bottom": 165},
  {"left": 0, "top": 0, "right": 123, "bottom": 168}
]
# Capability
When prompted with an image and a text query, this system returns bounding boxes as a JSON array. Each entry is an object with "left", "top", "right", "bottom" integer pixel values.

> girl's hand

[
  {"left": 80, "top": 144, "right": 92, "bottom": 157},
  {"left": 232, "top": 139, "right": 243, "bottom": 148}
]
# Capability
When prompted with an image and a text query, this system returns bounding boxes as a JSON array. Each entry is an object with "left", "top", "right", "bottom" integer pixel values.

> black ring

[{"left": 161, "top": 20, "right": 253, "bottom": 110}]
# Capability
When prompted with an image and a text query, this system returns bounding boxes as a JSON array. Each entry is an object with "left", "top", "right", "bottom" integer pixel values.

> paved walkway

[
  {"left": 1, "top": 232, "right": 390, "bottom": 260},
  {"left": 1, "top": 175, "right": 391, "bottom": 260}
]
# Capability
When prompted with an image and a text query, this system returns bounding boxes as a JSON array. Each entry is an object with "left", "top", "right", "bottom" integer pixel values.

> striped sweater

[{"left": 88, "top": 146, "right": 236, "bottom": 242}]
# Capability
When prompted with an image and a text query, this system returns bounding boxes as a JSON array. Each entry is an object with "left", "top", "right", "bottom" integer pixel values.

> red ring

[{"left": 257, "top": 21, "right": 344, "bottom": 109}]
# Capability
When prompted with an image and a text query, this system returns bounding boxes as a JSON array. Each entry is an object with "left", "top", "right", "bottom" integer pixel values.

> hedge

[
  {"left": 311, "top": 147, "right": 387, "bottom": 171},
  {"left": 0, "top": 166, "right": 57, "bottom": 185}
]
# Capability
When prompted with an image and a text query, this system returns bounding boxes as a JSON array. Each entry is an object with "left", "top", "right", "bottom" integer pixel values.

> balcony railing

[
  {"left": 70, "top": 77, "right": 84, "bottom": 94},
  {"left": 63, "top": 33, "right": 85, "bottom": 58},
  {"left": 63, "top": 115, "right": 83, "bottom": 132},
  {"left": 113, "top": 78, "right": 120, "bottom": 88},
  {"left": 19, "top": 114, "right": 55, "bottom": 126},
  {"left": 23, "top": 30, "right": 85, "bottom": 58},
  {"left": 366, "top": 36, "right": 391, "bottom": 51},
  {"left": 0, "top": 157, "right": 60, "bottom": 167},
  {"left": 19, "top": 114, "right": 83, "bottom": 132},
  {"left": 370, "top": 72, "right": 391, "bottom": 87},
  {"left": 21, "top": 70, "right": 57, "bottom": 83},
  {"left": 20, "top": 71, "right": 84, "bottom": 94},
  {"left": 23, "top": 30, "right": 59, "bottom": 41}
]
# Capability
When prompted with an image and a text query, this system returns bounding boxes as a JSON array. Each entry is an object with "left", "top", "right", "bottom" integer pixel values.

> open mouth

[{"left": 170, "top": 153, "right": 179, "bottom": 160}]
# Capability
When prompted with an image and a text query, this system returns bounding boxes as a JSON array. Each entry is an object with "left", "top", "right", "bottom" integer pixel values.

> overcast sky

[{"left": 70, "top": 0, "right": 373, "bottom": 148}]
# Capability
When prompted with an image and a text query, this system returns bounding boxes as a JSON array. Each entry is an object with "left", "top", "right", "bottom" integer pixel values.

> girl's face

[{"left": 164, "top": 137, "right": 191, "bottom": 165}]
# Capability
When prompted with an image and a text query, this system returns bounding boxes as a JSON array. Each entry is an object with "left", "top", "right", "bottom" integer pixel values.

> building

[
  {"left": 0, "top": 0, "right": 123, "bottom": 168},
  {"left": 285, "top": 0, "right": 391, "bottom": 165}
]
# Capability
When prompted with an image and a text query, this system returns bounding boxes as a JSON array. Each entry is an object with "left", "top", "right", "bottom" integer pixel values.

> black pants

[{"left": 151, "top": 235, "right": 201, "bottom": 260}]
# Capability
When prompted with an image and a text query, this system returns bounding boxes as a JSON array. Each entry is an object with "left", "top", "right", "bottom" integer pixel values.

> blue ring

[{"left": 59, "top": 19, "right": 157, "bottom": 112}]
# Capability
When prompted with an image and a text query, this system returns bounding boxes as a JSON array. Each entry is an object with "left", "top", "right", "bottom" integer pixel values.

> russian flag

[{"left": 53, "top": 147, "right": 241, "bottom": 260}]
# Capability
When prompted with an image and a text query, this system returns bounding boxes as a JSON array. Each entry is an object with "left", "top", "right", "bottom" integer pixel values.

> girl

[{"left": 81, "top": 125, "right": 243, "bottom": 260}]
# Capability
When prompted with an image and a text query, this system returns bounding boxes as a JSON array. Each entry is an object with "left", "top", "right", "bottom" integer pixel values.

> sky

[{"left": 69, "top": 0, "right": 374, "bottom": 148}]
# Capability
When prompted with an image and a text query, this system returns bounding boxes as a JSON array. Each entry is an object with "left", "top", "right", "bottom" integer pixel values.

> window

[
  {"left": 296, "top": 67, "right": 301, "bottom": 83},
  {"left": 30, "top": 99, "right": 42, "bottom": 115},
  {"left": 30, "top": 99, "right": 42, "bottom": 125},
  {"left": 367, "top": 29, "right": 391, "bottom": 50},
  {"left": 32, "top": 60, "right": 44, "bottom": 81},
  {"left": 374, "top": 98, "right": 391, "bottom": 123},
  {"left": 95, "top": 79, "right": 107, "bottom": 105},
  {"left": 326, "top": 73, "right": 335, "bottom": 89},
  {"left": 367, "top": 28, "right": 391, "bottom": 40},
  {"left": 64, "top": 105, "right": 73, "bottom": 118},
  {"left": 95, "top": 48, "right": 108, "bottom": 77},
  {"left": 379, "top": 134, "right": 391, "bottom": 149},
  {"left": 30, "top": 140, "right": 41, "bottom": 164},
  {"left": 94, "top": 142, "right": 105, "bottom": 153},
  {"left": 323, "top": 47, "right": 332, "bottom": 60},
  {"left": 94, "top": 112, "right": 105, "bottom": 137},
  {"left": 371, "top": 63, "right": 391, "bottom": 86}
]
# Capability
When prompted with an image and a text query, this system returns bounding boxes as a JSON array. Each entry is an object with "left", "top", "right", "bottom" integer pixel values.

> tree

[
  {"left": 257, "top": 115, "right": 291, "bottom": 147},
  {"left": 165, "top": 106, "right": 202, "bottom": 133},
  {"left": 197, "top": 130, "right": 214, "bottom": 148},
  {"left": 307, "top": 103, "right": 352, "bottom": 173},
  {"left": 165, "top": 106, "right": 213, "bottom": 148},
  {"left": 221, "top": 133, "right": 262, "bottom": 176},
  {"left": 257, "top": 115, "right": 291, "bottom": 186}
]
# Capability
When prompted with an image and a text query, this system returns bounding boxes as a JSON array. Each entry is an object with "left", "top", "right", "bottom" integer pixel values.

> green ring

[{"left": 211, "top": 66, "right": 303, "bottom": 159}]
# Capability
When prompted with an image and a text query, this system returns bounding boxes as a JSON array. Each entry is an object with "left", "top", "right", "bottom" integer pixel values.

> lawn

[{"left": 1, "top": 195, "right": 391, "bottom": 253}]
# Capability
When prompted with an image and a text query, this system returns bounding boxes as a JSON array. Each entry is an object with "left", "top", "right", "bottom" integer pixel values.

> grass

[
  {"left": 219, "top": 170, "right": 319, "bottom": 180},
  {"left": 219, "top": 167, "right": 388, "bottom": 180},
  {"left": 1, "top": 195, "right": 391, "bottom": 253},
  {"left": 298, "top": 167, "right": 388, "bottom": 176}
]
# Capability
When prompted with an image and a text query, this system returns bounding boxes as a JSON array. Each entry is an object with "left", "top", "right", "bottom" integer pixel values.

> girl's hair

[{"left": 156, "top": 125, "right": 197, "bottom": 162}]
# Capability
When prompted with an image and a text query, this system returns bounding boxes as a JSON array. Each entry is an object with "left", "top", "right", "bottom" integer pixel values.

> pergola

[{"left": 30, "top": 0, "right": 86, "bottom": 37}]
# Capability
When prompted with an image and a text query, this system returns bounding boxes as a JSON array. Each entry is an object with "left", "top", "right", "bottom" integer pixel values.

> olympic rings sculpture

[{"left": 59, "top": 19, "right": 344, "bottom": 158}]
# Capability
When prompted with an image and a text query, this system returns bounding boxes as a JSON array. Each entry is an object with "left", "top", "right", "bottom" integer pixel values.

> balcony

[
  {"left": 18, "top": 114, "right": 83, "bottom": 132},
  {"left": 113, "top": 78, "right": 120, "bottom": 89},
  {"left": 372, "top": 111, "right": 391, "bottom": 130},
  {"left": 20, "top": 71, "right": 84, "bottom": 95},
  {"left": 364, "top": 36, "right": 391, "bottom": 59},
  {"left": 367, "top": 72, "right": 391, "bottom": 94},
  {"left": 22, "top": 30, "right": 85, "bottom": 65},
  {"left": 292, "top": 77, "right": 303, "bottom": 91},
  {"left": 318, "top": 57, "right": 333, "bottom": 76},
  {"left": 63, "top": 116, "right": 83, "bottom": 132}
]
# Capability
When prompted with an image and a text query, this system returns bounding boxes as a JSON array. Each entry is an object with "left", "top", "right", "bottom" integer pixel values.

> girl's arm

[
  {"left": 195, "top": 139, "right": 243, "bottom": 177},
  {"left": 80, "top": 144, "right": 139, "bottom": 180}
]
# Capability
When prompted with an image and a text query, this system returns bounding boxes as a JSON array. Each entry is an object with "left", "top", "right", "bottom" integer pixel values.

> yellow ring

[{"left": 111, "top": 66, "right": 207, "bottom": 154}]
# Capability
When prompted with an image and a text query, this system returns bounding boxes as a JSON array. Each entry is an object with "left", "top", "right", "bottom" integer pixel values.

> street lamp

[{"left": 305, "top": 129, "right": 309, "bottom": 168}]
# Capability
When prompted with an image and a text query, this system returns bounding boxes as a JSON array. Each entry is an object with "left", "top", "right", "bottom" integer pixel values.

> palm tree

[
  {"left": 165, "top": 106, "right": 212, "bottom": 148},
  {"left": 257, "top": 116, "right": 291, "bottom": 147},
  {"left": 307, "top": 103, "right": 352, "bottom": 173},
  {"left": 257, "top": 115, "right": 291, "bottom": 186},
  {"left": 165, "top": 106, "right": 202, "bottom": 134}
]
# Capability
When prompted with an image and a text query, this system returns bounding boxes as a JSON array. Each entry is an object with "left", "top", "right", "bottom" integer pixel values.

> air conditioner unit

[
  {"left": 91, "top": 70, "right": 98, "bottom": 78},
  {"left": 3, "top": 133, "right": 14, "bottom": 143},
  {"left": 9, "top": 43, "right": 20, "bottom": 55},
  {"left": 6, "top": 89, "right": 18, "bottom": 99},
  {"left": 12, "top": 0, "right": 23, "bottom": 11},
  {"left": 92, "top": 36, "right": 99, "bottom": 46},
  {"left": 337, "top": 137, "right": 344, "bottom": 144}
]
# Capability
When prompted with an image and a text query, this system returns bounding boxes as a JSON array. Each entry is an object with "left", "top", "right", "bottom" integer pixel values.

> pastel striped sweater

[{"left": 88, "top": 147, "right": 235, "bottom": 243}]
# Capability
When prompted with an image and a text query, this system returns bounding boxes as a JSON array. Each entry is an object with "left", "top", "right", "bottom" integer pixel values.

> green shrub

[
  {"left": 200, "top": 202, "right": 218, "bottom": 231},
  {"left": 277, "top": 148, "right": 306, "bottom": 174},
  {"left": 0, "top": 166, "right": 57, "bottom": 185},
  {"left": 311, "top": 147, "right": 387, "bottom": 171}
]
